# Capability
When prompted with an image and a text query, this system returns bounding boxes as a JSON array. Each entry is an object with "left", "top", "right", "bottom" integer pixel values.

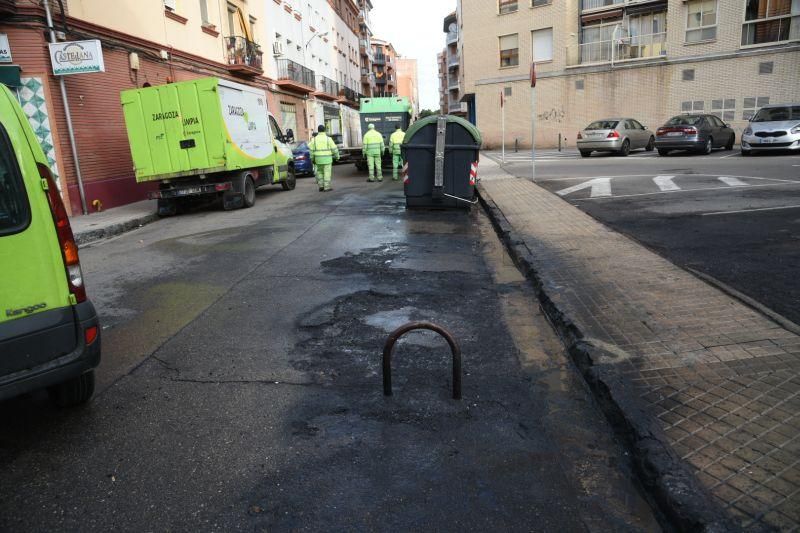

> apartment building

[
  {"left": 442, "top": 11, "right": 468, "bottom": 118},
  {"left": 357, "top": 0, "right": 376, "bottom": 96},
  {"left": 460, "top": 0, "right": 800, "bottom": 148},
  {"left": 396, "top": 58, "right": 419, "bottom": 117},
  {"left": 0, "top": 0, "right": 367, "bottom": 215},
  {"left": 371, "top": 38, "right": 398, "bottom": 97},
  {"left": 264, "top": 0, "right": 361, "bottom": 143}
]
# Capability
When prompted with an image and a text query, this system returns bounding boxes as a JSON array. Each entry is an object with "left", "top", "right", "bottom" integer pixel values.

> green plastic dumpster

[{"left": 402, "top": 115, "right": 482, "bottom": 209}]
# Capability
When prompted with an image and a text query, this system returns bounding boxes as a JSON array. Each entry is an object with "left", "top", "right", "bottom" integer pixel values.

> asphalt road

[
  {"left": 488, "top": 149, "right": 800, "bottom": 325},
  {"left": 0, "top": 166, "right": 659, "bottom": 531}
]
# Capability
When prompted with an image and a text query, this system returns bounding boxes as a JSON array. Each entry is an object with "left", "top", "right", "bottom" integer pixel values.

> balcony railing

[
  {"left": 316, "top": 75, "right": 339, "bottom": 97},
  {"left": 448, "top": 76, "right": 459, "bottom": 90},
  {"left": 448, "top": 53, "right": 460, "bottom": 67},
  {"left": 340, "top": 86, "right": 359, "bottom": 102},
  {"left": 225, "top": 36, "right": 263, "bottom": 75},
  {"left": 446, "top": 31, "right": 458, "bottom": 45},
  {"left": 581, "top": 0, "right": 622, "bottom": 10},
  {"left": 567, "top": 32, "right": 666, "bottom": 66},
  {"left": 276, "top": 58, "right": 315, "bottom": 90},
  {"left": 448, "top": 101, "right": 467, "bottom": 114},
  {"left": 375, "top": 76, "right": 387, "bottom": 85}
]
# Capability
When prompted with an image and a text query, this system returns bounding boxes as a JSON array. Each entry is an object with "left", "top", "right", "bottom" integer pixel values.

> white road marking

[
  {"left": 718, "top": 176, "right": 750, "bottom": 187},
  {"left": 573, "top": 181, "right": 800, "bottom": 201},
  {"left": 653, "top": 175, "right": 680, "bottom": 191},
  {"left": 702, "top": 204, "right": 800, "bottom": 216},
  {"left": 556, "top": 177, "right": 612, "bottom": 198},
  {"left": 720, "top": 153, "right": 741, "bottom": 159}
]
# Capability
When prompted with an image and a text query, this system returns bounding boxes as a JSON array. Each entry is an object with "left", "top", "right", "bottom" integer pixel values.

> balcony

[
  {"left": 448, "top": 53, "right": 460, "bottom": 68},
  {"left": 358, "top": 9, "right": 372, "bottom": 32},
  {"left": 448, "top": 101, "right": 467, "bottom": 114},
  {"left": 375, "top": 76, "right": 386, "bottom": 85},
  {"left": 448, "top": 76, "right": 459, "bottom": 90},
  {"left": 339, "top": 86, "right": 359, "bottom": 105},
  {"left": 373, "top": 53, "right": 386, "bottom": 65},
  {"left": 276, "top": 58, "right": 316, "bottom": 93},
  {"left": 360, "top": 69, "right": 374, "bottom": 83},
  {"left": 225, "top": 36, "right": 263, "bottom": 76},
  {"left": 581, "top": 0, "right": 622, "bottom": 10},
  {"left": 315, "top": 75, "right": 340, "bottom": 100},
  {"left": 567, "top": 32, "right": 666, "bottom": 66},
  {"left": 446, "top": 31, "right": 458, "bottom": 45}
]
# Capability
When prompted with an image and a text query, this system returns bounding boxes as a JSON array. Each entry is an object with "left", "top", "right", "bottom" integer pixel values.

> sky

[{"left": 369, "top": 0, "right": 457, "bottom": 111}]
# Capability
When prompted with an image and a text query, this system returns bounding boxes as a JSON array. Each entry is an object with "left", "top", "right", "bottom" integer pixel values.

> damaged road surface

[{"left": 0, "top": 169, "right": 660, "bottom": 531}]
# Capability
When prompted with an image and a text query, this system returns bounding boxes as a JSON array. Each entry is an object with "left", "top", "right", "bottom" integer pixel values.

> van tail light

[
  {"left": 607, "top": 130, "right": 620, "bottom": 139},
  {"left": 577, "top": 132, "right": 583, "bottom": 140},
  {"left": 84, "top": 325, "right": 99, "bottom": 345},
  {"left": 38, "top": 163, "right": 86, "bottom": 304}
]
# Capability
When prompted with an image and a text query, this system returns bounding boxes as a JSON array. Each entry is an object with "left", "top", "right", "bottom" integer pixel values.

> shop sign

[{"left": 49, "top": 40, "right": 105, "bottom": 75}]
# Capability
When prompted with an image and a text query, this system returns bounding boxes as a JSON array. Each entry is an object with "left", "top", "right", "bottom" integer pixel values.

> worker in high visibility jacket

[
  {"left": 308, "top": 125, "right": 339, "bottom": 192},
  {"left": 362, "top": 123, "right": 385, "bottom": 182},
  {"left": 388, "top": 123, "right": 405, "bottom": 181}
]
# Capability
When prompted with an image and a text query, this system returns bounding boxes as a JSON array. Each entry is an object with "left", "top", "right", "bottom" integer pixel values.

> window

[
  {"left": 711, "top": 99, "right": 736, "bottom": 122},
  {"left": 752, "top": 105, "right": 800, "bottom": 121},
  {"left": 280, "top": 102, "right": 298, "bottom": 137},
  {"left": 742, "top": 96, "right": 771, "bottom": 120},
  {"left": 269, "top": 115, "right": 282, "bottom": 138},
  {"left": 227, "top": 3, "right": 237, "bottom": 35},
  {"left": 199, "top": 0, "right": 209, "bottom": 23},
  {"left": 682, "top": 68, "right": 695, "bottom": 80},
  {"left": 0, "top": 124, "right": 31, "bottom": 237},
  {"left": 499, "top": 33, "right": 519, "bottom": 67},
  {"left": 686, "top": 0, "right": 717, "bottom": 42},
  {"left": 249, "top": 16, "right": 257, "bottom": 39},
  {"left": 630, "top": 119, "right": 645, "bottom": 130},
  {"left": 532, "top": 28, "right": 553, "bottom": 61},
  {"left": 759, "top": 61, "right": 774, "bottom": 73},
  {"left": 742, "top": 0, "right": 799, "bottom": 45},
  {"left": 504, "top": 86, "right": 513, "bottom": 96},
  {"left": 681, "top": 100, "right": 705, "bottom": 113},
  {"left": 532, "top": 0, "right": 551, "bottom": 6},
  {"left": 575, "top": 79, "right": 585, "bottom": 90},
  {"left": 499, "top": 0, "right": 518, "bottom": 14}
]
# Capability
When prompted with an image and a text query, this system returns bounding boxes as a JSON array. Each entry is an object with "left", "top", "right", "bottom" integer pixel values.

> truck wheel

[
  {"left": 48, "top": 370, "right": 95, "bottom": 407},
  {"left": 243, "top": 176, "right": 256, "bottom": 208},
  {"left": 281, "top": 167, "right": 297, "bottom": 191}
]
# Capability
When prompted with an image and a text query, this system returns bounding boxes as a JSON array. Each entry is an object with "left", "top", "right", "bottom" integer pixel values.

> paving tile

[{"left": 479, "top": 162, "right": 800, "bottom": 530}]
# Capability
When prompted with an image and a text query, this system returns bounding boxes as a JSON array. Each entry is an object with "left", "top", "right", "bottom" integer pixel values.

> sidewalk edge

[
  {"left": 477, "top": 182, "right": 741, "bottom": 533},
  {"left": 74, "top": 213, "right": 159, "bottom": 247}
]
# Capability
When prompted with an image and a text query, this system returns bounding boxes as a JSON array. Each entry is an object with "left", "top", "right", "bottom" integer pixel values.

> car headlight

[
  {"left": 743, "top": 126, "right": 753, "bottom": 136},
  {"left": 791, "top": 124, "right": 800, "bottom": 134}
]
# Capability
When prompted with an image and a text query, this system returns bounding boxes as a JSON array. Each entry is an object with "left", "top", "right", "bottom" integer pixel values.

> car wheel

[
  {"left": 725, "top": 134, "right": 735, "bottom": 151},
  {"left": 48, "top": 371, "right": 95, "bottom": 407},
  {"left": 618, "top": 139, "right": 630, "bottom": 157},
  {"left": 657, "top": 149, "right": 670, "bottom": 156},
  {"left": 645, "top": 137, "right": 655, "bottom": 151},
  {"left": 579, "top": 150, "right": 591, "bottom": 158},
  {"left": 243, "top": 175, "right": 256, "bottom": 207},
  {"left": 701, "top": 138, "right": 713, "bottom": 155},
  {"left": 281, "top": 167, "right": 297, "bottom": 191}
]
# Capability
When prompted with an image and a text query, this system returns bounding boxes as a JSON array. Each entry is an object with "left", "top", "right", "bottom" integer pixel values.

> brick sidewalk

[{"left": 478, "top": 157, "right": 800, "bottom": 531}]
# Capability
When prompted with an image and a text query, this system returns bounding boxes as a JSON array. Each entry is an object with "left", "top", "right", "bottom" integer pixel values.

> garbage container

[{"left": 402, "top": 115, "right": 482, "bottom": 209}]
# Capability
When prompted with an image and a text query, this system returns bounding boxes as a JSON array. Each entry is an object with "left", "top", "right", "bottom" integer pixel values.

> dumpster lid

[{"left": 404, "top": 114, "right": 482, "bottom": 145}]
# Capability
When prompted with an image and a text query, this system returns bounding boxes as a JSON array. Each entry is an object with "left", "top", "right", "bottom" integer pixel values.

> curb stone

[
  {"left": 74, "top": 213, "right": 159, "bottom": 247},
  {"left": 477, "top": 183, "right": 743, "bottom": 533}
]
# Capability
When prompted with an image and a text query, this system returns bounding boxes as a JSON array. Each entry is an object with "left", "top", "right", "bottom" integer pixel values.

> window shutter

[{"left": 499, "top": 34, "right": 518, "bottom": 51}]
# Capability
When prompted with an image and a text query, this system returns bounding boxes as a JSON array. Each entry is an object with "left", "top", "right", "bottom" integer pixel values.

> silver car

[
  {"left": 577, "top": 118, "right": 655, "bottom": 157},
  {"left": 741, "top": 103, "right": 800, "bottom": 156}
]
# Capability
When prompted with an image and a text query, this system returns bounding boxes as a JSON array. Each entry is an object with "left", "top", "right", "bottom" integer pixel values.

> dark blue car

[{"left": 291, "top": 142, "right": 314, "bottom": 177}]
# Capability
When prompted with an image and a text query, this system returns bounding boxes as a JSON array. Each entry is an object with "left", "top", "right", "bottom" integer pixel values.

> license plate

[
  {"left": 667, "top": 132, "right": 683, "bottom": 137},
  {"left": 178, "top": 187, "right": 203, "bottom": 196},
  {"left": 761, "top": 137, "right": 774, "bottom": 144}
]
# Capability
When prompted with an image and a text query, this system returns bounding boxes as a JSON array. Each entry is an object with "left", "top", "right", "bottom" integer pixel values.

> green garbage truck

[
  {"left": 349, "top": 97, "right": 413, "bottom": 171},
  {"left": 121, "top": 77, "right": 296, "bottom": 216}
]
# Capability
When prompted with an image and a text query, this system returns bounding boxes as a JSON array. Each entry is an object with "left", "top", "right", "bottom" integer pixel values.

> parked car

[
  {"left": 291, "top": 141, "right": 315, "bottom": 177},
  {"left": 577, "top": 118, "right": 655, "bottom": 157},
  {"left": 741, "top": 103, "right": 800, "bottom": 156},
  {"left": 655, "top": 114, "right": 735, "bottom": 156},
  {"left": 0, "top": 84, "right": 100, "bottom": 406}
]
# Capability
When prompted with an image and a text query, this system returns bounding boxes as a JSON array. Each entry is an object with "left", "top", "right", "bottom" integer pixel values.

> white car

[{"left": 741, "top": 103, "right": 800, "bottom": 156}]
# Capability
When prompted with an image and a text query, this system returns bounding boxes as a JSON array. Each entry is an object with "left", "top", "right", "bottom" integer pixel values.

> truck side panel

[{"left": 218, "top": 79, "right": 273, "bottom": 164}]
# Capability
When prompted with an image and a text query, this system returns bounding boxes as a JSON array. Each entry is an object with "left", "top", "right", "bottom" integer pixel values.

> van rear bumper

[{"left": 0, "top": 301, "right": 101, "bottom": 402}]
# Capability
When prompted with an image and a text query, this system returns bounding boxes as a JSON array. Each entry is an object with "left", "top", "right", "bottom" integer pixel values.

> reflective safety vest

[
  {"left": 363, "top": 129, "right": 385, "bottom": 156},
  {"left": 309, "top": 133, "right": 339, "bottom": 165},
  {"left": 389, "top": 130, "right": 405, "bottom": 155}
]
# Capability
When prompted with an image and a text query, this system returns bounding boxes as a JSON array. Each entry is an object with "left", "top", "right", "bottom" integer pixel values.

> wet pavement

[{"left": 0, "top": 167, "right": 659, "bottom": 531}]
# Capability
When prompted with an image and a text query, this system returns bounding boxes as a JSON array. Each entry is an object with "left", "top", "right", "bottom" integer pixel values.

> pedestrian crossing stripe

[{"left": 554, "top": 175, "right": 798, "bottom": 199}]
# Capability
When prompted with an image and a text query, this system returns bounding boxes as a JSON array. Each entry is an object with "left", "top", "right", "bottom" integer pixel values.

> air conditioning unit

[
  {"left": 163, "top": 0, "right": 176, "bottom": 11},
  {"left": 273, "top": 41, "right": 285, "bottom": 56}
]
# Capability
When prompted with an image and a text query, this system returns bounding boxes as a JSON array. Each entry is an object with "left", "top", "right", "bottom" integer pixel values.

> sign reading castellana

[{"left": 48, "top": 40, "right": 105, "bottom": 76}]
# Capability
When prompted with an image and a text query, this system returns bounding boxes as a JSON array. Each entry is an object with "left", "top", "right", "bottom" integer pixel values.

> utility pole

[
  {"left": 501, "top": 90, "right": 505, "bottom": 164},
  {"left": 530, "top": 62, "right": 536, "bottom": 182},
  {"left": 43, "top": 0, "right": 88, "bottom": 215}
]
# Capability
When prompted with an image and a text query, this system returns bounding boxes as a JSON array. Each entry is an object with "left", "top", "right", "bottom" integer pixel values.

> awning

[
  {"left": 0, "top": 65, "right": 21, "bottom": 88},
  {"left": 581, "top": 8, "right": 623, "bottom": 23}
]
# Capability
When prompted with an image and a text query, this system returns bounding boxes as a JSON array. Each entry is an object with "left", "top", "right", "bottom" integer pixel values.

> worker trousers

[
  {"left": 366, "top": 155, "right": 382, "bottom": 182},
  {"left": 316, "top": 164, "right": 332, "bottom": 191}
]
